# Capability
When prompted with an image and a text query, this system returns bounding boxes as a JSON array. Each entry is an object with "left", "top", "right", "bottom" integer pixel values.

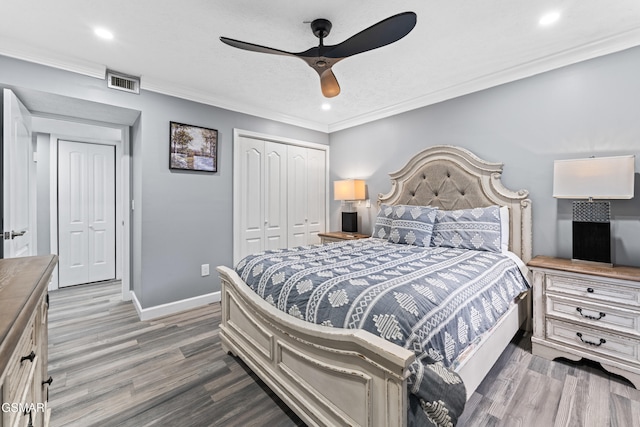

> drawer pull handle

[
  {"left": 42, "top": 376, "right": 53, "bottom": 386},
  {"left": 576, "top": 307, "right": 606, "bottom": 321},
  {"left": 587, "top": 287, "right": 594, "bottom": 293},
  {"left": 20, "top": 350, "right": 36, "bottom": 364},
  {"left": 576, "top": 332, "right": 606, "bottom": 347}
]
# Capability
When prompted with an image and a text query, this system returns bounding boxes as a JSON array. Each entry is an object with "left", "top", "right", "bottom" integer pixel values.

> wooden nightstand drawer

[
  {"left": 546, "top": 318, "right": 640, "bottom": 365},
  {"left": 546, "top": 273, "right": 640, "bottom": 308},
  {"left": 546, "top": 294, "right": 640, "bottom": 337}
]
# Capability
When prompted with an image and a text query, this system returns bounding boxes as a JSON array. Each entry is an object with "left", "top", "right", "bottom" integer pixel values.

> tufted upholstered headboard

[{"left": 378, "top": 145, "right": 532, "bottom": 262}]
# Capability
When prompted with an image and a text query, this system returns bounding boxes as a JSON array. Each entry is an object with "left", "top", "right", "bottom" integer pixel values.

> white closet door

[
  {"left": 58, "top": 140, "right": 115, "bottom": 287},
  {"left": 233, "top": 130, "right": 328, "bottom": 263},
  {"left": 238, "top": 137, "right": 265, "bottom": 258},
  {"left": 306, "top": 148, "right": 326, "bottom": 244},
  {"left": 287, "top": 145, "right": 308, "bottom": 247},
  {"left": 87, "top": 145, "right": 116, "bottom": 282},
  {"left": 264, "top": 142, "right": 287, "bottom": 251}
]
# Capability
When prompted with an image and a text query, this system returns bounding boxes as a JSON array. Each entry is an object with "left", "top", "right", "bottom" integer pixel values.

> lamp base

[
  {"left": 572, "top": 221, "right": 611, "bottom": 265},
  {"left": 342, "top": 212, "right": 358, "bottom": 233}
]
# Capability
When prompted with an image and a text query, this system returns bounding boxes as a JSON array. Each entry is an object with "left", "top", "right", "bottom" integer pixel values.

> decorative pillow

[
  {"left": 499, "top": 206, "right": 510, "bottom": 253},
  {"left": 431, "top": 205, "right": 503, "bottom": 253},
  {"left": 372, "top": 204, "right": 394, "bottom": 239},
  {"left": 388, "top": 205, "right": 438, "bottom": 247}
]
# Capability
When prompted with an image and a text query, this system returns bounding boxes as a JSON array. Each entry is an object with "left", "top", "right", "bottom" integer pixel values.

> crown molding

[
  {"left": 0, "top": 38, "right": 329, "bottom": 133},
  {"left": 0, "top": 38, "right": 106, "bottom": 79},
  {"left": 327, "top": 27, "right": 640, "bottom": 133},
  {"left": 3, "top": 27, "right": 640, "bottom": 135},
  {"left": 140, "top": 77, "right": 329, "bottom": 133}
]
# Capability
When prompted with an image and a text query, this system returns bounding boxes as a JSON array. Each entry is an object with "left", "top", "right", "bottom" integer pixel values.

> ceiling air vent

[{"left": 106, "top": 70, "right": 140, "bottom": 94}]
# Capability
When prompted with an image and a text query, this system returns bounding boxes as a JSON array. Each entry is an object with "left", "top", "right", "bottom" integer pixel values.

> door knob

[{"left": 3, "top": 230, "right": 26, "bottom": 240}]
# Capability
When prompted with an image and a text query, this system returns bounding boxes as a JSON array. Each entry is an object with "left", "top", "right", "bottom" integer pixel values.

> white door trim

[
  {"left": 232, "top": 128, "right": 330, "bottom": 265},
  {"left": 46, "top": 122, "right": 130, "bottom": 300}
]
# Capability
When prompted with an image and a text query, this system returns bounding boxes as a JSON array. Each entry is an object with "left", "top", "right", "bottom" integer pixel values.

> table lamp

[
  {"left": 334, "top": 179, "right": 365, "bottom": 233},
  {"left": 553, "top": 155, "right": 635, "bottom": 265}
]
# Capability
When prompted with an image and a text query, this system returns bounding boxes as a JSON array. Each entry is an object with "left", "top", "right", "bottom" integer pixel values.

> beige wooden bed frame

[{"left": 218, "top": 145, "right": 532, "bottom": 427}]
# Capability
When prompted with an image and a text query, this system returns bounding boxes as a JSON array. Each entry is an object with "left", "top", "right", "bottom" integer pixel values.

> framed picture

[{"left": 169, "top": 121, "right": 218, "bottom": 172}]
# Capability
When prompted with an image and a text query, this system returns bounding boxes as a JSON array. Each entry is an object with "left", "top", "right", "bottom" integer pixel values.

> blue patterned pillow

[
  {"left": 431, "top": 205, "right": 502, "bottom": 252},
  {"left": 372, "top": 204, "right": 394, "bottom": 239},
  {"left": 388, "top": 205, "right": 438, "bottom": 247}
]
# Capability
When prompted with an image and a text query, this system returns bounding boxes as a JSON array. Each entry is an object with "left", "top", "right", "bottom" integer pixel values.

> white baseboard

[{"left": 130, "top": 290, "right": 221, "bottom": 321}]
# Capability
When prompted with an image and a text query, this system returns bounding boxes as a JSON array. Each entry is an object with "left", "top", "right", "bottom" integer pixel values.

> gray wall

[
  {"left": 0, "top": 54, "right": 328, "bottom": 308},
  {"left": 5, "top": 41, "right": 640, "bottom": 311},
  {"left": 329, "top": 46, "right": 640, "bottom": 267},
  {"left": 35, "top": 133, "right": 50, "bottom": 256}
]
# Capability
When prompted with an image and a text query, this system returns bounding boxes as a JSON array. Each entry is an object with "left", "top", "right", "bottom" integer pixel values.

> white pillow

[{"left": 500, "top": 206, "right": 510, "bottom": 253}]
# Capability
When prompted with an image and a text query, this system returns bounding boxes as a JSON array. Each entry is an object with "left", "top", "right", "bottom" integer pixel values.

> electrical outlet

[
  {"left": 365, "top": 199, "right": 371, "bottom": 208},
  {"left": 201, "top": 264, "right": 210, "bottom": 277}
]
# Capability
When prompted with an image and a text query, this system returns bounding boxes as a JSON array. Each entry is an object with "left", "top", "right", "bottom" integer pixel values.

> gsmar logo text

[{"left": 1, "top": 402, "right": 46, "bottom": 413}]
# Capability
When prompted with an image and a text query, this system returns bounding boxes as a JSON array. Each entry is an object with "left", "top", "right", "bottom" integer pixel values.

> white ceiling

[{"left": 2, "top": 1, "right": 640, "bottom": 132}]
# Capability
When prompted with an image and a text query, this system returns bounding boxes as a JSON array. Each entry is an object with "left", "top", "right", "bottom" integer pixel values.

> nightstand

[
  {"left": 318, "top": 231, "right": 370, "bottom": 244},
  {"left": 528, "top": 256, "right": 640, "bottom": 388}
]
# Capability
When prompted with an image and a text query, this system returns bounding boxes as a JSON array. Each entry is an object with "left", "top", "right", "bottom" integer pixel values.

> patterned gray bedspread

[{"left": 235, "top": 238, "right": 529, "bottom": 426}]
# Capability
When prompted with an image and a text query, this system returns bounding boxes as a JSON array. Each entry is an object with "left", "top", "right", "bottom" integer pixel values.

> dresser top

[
  {"left": 0, "top": 255, "right": 57, "bottom": 371},
  {"left": 528, "top": 256, "right": 640, "bottom": 282}
]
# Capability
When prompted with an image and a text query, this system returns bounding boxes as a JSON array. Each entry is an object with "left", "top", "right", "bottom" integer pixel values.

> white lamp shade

[
  {"left": 334, "top": 179, "right": 366, "bottom": 201},
  {"left": 553, "top": 155, "right": 635, "bottom": 199}
]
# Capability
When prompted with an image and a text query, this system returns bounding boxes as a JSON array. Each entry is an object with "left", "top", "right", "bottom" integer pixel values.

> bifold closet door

[
  {"left": 287, "top": 145, "right": 326, "bottom": 247},
  {"left": 237, "top": 137, "right": 287, "bottom": 260},
  {"left": 305, "top": 147, "right": 326, "bottom": 242},
  {"left": 58, "top": 140, "right": 115, "bottom": 287}
]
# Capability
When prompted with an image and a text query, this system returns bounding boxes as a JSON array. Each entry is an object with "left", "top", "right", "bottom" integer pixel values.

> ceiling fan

[{"left": 220, "top": 12, "right": 417, "bottom": 98}]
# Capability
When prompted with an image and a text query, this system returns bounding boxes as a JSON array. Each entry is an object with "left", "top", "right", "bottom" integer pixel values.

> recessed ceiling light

[
  {"left": 539, "top": 11, "right": 560, "bottom": 26},
  {"left": 321, "top": 103, "right": 331, "bottom": 111},
  {"left": 94, "top": 27, "right": 114, "bottom": 40}
]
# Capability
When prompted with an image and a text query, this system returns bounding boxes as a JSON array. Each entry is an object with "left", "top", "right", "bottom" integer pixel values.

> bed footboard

[{"left": 217, "top": 266, "right": 415, "bottom": 427}]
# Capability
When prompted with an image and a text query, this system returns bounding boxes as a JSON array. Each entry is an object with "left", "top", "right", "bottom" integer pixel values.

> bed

[{"left": 217, "top": 145, "right": 533, "bottom": 426}]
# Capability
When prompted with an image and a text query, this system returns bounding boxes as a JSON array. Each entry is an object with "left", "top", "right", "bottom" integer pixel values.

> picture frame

[{"left": 169, "top": 121, "right": 218, "bottom": 172}]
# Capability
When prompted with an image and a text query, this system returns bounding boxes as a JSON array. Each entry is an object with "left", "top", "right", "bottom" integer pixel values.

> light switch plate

[{"left": 201, "top": 264, "right": 210, "bottom": 276}]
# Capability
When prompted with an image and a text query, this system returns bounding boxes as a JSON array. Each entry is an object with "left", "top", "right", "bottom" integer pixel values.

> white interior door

[
  {"left": 58, "top": 140, "right": 115, "bottom": 287},
  {"left": 306, "top": 148, "right": 326, "bottom": 244},
  {"left": 2, "top": 88, "right": 34, "bottom": 258},
  {"left": 237, "top": 137, "right": 288, "bottom": 261},
  {"left": 238, "top": 136, "right": 265, "bottom": 259},
  {"left": 264, "top": 141, "right": 287, "bottom": 250},
  {"left": 287, "top": 145, "right": 308, "bottom": 247}
]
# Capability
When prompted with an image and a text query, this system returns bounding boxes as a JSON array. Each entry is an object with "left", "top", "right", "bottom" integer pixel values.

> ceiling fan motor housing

[{"left": 311, "top": 19, "right": 332, "bottom": 39}]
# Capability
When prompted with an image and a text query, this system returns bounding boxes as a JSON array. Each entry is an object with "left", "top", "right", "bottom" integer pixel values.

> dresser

[
  {"left": 528, "top": 256, "right": 640, "bottom": 388},
  {"left": 0, "top": 255, "right": 57, "bottom": 427}
]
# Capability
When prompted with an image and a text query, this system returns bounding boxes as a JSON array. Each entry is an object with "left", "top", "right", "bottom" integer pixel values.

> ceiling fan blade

[
  {"left": 324, "top": 12, "right": 417, "bottom": 59},
  {"left": 220, "top": 37, "right": 295, "bottom": 57},
  {"left": 320, "top": 69, "right": 340, "bottom": 98}
]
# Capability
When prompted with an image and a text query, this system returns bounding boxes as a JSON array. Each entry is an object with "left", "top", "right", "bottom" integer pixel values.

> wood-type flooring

[{"left": 47, "top": 282, "right": 640, "bottom": 426}]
